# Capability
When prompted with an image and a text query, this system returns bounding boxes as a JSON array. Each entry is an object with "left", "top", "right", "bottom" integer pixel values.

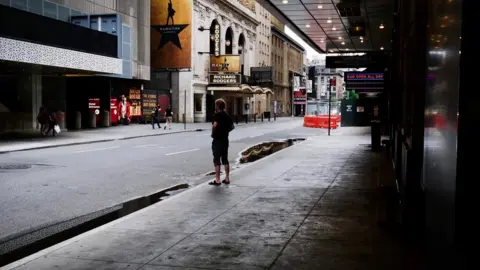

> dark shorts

[{"left": 212, "top": 139, "right": 229, "bottom": 166}]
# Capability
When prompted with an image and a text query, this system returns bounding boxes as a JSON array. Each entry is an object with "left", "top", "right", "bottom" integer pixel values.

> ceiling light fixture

[
  {"left": 320, "top": 39, "right": 324, "bottom": 43},
  {"left": 282, "top": 0, "right": 288, "bottom": 4},
  {"left": 306, "top": 24, "right": 310, "bottom": 28},
  {"left": 327, "top": 18, "right": 332, "bottom": 23},
  {"left": 332, "top": 27, "right": 336, "bottom": 31},
  {"left": 379, "top": 23, "right": 385, "bottom": 29},
  {"left": 338, "top": 37, "right": 342, "bottom": 40},
  {"left": 318, "top": 5, "right": 323, "bottom": 9},
  {"left": 380, "top": 46, "right": 384, "bottom": 50},
  {"left": 341, "top": 41, "right": 345, "bottom": 45}
]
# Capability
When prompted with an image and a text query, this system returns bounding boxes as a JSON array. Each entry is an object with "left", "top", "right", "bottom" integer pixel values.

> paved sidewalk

[
  {"left": 3, "top": 130, "right": 415, "bottom": 270},
  {"left": 0, "top": 118, "right": 293, "bottom": 153}
]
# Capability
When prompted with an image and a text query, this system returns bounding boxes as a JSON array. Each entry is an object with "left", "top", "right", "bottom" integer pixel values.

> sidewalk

[
  {"left": 3, "top": 129, "right": 416, "bottom": 270},
  {"left": 0, "top": 118, "right": 292, "bottom": 154}
]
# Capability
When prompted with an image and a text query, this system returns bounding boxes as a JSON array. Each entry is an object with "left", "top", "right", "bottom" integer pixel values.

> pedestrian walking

[
  {"left": 151, "top": 105, "right": 161, "bottom": 129},
  {"left": 45, "top": 109, "right": 58, "bottom": 137},
  {"left": 209, "top": 99, "right": 234, "bottom": 186},
  {"left": 164, "top": 105, "right": 173, "bottom": 130},
  {"left": 37, "top": 106, "right": 48, "bottom": 136}
]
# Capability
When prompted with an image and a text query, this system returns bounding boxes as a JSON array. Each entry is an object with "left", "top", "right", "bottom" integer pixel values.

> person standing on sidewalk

[
  {"left": 209, "top": 99, "right": 234, "bottom": 186},
  {"left": 164, "top": 105, "right": 173, "bottom": 130},
  {"left": 151, "top": 105, "right": 161, "bottom": 129}
]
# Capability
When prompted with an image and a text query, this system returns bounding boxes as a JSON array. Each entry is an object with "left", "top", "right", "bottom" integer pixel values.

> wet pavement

[{"left": 3, "top": 128, "right": 416, "bottom": 270}]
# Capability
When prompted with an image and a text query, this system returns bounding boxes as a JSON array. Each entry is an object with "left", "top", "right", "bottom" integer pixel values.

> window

[
  {"left": 11, "top": 0, "right": 26, "bottom": 10},
  {"left": 28, "top": 0, "right": 42, "bottom": 15},
  {"left": 43, "top": 1, "right": 57, "bottom": 19},
  {"left": 58, "top": 5, "right": 70, "bottom": 21},
  {"left": 194, "top": 94, "right": 203, "bottom": 112}
]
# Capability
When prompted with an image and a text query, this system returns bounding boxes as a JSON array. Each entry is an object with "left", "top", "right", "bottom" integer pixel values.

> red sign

[
  {"left": 88, "top": 98, "right": 101, "bottom": 122},
  {"left": 110, "top": 98, "right": 118, "bottom": 125}
]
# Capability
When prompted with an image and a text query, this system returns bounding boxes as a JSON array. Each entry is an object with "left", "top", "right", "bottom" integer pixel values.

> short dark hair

[{"left": 215, "top": 98, "right": 226, "bottom": 110}]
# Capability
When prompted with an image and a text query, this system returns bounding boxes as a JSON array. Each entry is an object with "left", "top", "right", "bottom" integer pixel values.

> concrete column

[{"left": 17, "top": 74, "right": 42, "bottom": 131}]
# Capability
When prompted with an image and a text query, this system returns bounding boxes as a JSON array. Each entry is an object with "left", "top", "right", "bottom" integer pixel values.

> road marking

[
  {"left": 249, "top": 133, "right": 264, "bottom": 138},
  {"left": 165, "top": 148, "right": 199, "bottom": 156},
  {"left": 74, "top": 146, "right": 119, "bottom": 153}
]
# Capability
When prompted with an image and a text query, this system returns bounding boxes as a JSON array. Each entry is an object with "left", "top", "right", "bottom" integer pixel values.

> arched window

[
  {"left": 209, "top": 20, "right": 219, "bottom": 55},
  {"left": 225, "top": 27, "right": 233, "bottom": 54}
]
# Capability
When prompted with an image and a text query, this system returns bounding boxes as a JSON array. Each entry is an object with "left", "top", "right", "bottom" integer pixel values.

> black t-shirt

[
  {"left": 166, "top": 108, "right": 172, "bottom": 117},
  {"left": 212, "top": 110, "right": 231, "bottom": 140}
]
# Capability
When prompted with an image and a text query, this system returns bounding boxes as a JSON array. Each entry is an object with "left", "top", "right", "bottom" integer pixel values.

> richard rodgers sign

[{"left": 209, "top": 74, "right": 241, "bottom": 84}]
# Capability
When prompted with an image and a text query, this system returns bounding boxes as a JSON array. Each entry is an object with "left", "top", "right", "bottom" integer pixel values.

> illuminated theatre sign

[{"left": 208, "top": 55, "right": 241, "bottom": 84}]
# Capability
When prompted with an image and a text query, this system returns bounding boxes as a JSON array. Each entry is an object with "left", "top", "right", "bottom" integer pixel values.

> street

[{"left": 0, "top": 119, "right": 329, "bottom": 242}]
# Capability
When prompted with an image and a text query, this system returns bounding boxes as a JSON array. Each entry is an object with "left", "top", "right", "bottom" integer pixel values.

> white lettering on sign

[
  {"left": 214, "top": 24, "right": 220, "bottom": 57},
  {"left": 210, "top": 74, "right": 239, "bottom": 84}
]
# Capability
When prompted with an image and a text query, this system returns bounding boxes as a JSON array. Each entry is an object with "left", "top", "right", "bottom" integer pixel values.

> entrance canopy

[
  {"left": 258, "top": 0, "right": 393, "bottom": 53},
  {"left": 207, "top": 84, "right": 273, "bottom": 95}
]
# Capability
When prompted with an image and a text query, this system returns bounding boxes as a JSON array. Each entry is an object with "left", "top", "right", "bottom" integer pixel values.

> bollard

[
  {"left": 235, "top": 115, "right": 239, "bottom": 125},
  {"left": 261, "top": 114, "right": 264, "bottom": 122},
  {"left": 245, "top": 114, "right": 248, "bottom": 124},
  {"left": 274, "top": 113, "right": 276, "bottom": 121},
  {"left": 268, "top": 113, "right": 271, "bottom": 122},
  {"left": 89, "top": 111, "right": 96, "bottom": 128},
  {"left": 75, "top": 111, "right": 82, "bottom": 130},
  {"left": 102, "top": 110, "right": 110, "bottom": 127},
  {"left": 254, "top": 114, "right": 256, "bottom": 123}
]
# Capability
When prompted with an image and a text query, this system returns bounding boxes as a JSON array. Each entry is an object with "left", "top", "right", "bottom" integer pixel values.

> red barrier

[{"left": 303, "top": 115, "right": 339, "bottom": 129}]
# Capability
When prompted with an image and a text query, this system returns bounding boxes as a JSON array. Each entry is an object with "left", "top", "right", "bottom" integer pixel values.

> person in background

[
  {"left": 118, "top": 95, "right": 130, "bottom": 125},
  {"left": 164, "top": 105, "right": 173, "bottom": 130},
  {"left": 209, "top": 99, "right": 234, "bottom": 186},
  {"left": 45, "top": 109, "right": 57, "bottom": 137},
  {"left": 37, "top": 106, "right": 47, "bottom": 136},
  {"left": 151, "top": 105, "right": 161, "bottom": 129}
]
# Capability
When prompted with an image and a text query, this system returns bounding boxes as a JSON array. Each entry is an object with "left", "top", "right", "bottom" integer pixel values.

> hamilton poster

[
  {"left": 209, "top": 55, "right": 241, "bottom": 73},
  {"left": 151, "top": 0, "right": 192, "bottom": 69}
]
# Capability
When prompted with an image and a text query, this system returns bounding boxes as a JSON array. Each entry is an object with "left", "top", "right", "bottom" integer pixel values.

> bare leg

[
  {"left": 215, "top": 165, "right": 221, "bottom": 183},
  {"left": 224, "top": 164, "right": 230, "bottom": 182}
]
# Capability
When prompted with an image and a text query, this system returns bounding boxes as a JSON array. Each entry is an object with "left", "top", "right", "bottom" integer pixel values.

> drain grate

[{"left": 0, "top": 164, "right": 32, "bottom": 170}]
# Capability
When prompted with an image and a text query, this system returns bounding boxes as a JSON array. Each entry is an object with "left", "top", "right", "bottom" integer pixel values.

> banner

[
  {"left": 209, "top": 55, "right": 241, "bottom": 73},
  {"left": 151, "top": 0, "right": 192, "bottom": 69}
]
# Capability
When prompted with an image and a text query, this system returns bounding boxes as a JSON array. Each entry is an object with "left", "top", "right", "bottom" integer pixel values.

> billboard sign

[{"left": 151, "top": 0, "right": 192, "bottom": 69}]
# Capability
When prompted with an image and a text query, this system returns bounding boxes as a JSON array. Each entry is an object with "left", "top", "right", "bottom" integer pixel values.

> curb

[
  {"left": 0, "top": 183, "right": 189, "bottom": 269},
  {"left": 0, "top": 129, "right": 203, "bottom": 154}
]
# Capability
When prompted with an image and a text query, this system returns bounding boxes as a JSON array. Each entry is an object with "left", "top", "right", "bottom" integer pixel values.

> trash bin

[{"left": 371, "top": 120, "right": 381, "bottom": 152}]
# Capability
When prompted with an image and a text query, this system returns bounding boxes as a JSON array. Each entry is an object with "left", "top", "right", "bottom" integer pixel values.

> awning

[{"left": 207, "top": 84, "right": 274, "bottom": 95}]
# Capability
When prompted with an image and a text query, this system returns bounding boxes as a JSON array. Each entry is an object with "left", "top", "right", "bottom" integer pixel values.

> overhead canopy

[
  {"left": 258, "top": 0, "right": 394, "bottom": 53},
  {"left": 207, "top": 85, "right": 274, "bottom": 95}
]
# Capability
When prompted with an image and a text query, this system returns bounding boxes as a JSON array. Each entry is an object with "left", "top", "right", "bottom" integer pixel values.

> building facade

[
  {"left": 149, "top": 0, "right": 259, "bottom": 123},
  {"left": 270, "top": 26, "right": 305, "bottom": 116},
  {"left": 0, "top": 0, "right": 150, "bottom": 132}
]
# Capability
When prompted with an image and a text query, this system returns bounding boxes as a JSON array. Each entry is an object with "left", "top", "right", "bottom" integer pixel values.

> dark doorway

[{"left": 206, "top": 93, "right": 214, "bottom": 122}]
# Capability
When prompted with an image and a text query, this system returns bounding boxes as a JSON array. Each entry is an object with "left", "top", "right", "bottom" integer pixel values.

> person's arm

[{"left": 211, "top": 114, "right": 218, "bottom": 138}]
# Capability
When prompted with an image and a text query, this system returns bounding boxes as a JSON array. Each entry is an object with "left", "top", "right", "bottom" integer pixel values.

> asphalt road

[{"left": 0, "top": 119, "right": 329, "bottom": 241}]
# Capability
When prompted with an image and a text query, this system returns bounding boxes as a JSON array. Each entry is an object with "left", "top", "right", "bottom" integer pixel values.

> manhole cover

[{"left": 0, "top": 164, "right": 32, "bottom": 170}]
